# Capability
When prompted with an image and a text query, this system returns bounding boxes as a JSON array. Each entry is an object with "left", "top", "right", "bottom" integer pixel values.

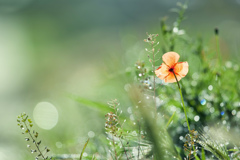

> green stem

[
  {"left": 173, "top": 72, "right": 200, "bottom": 158},
  {"left": 215, "top": 31, "right": 223, "bottom": 76},
  {"left": 172, "top": 72, "right": 190, "bottom": 132}
]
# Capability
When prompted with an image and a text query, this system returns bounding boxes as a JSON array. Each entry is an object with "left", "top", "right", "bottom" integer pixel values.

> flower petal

[
  {"left": 174, "top": 62, "right": 189, "bottom": 78},
  {"left": 162, "top": 52, "right": 180, "bottom": 67},
  {"left": 164, "top": 72, "right": 182, "bottom": 83},
  {"left": 155, "top": 63, "right": 170, "bottom": 80}
]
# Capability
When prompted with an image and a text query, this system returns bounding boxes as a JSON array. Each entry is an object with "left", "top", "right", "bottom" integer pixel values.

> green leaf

[
  {"left": 194, "top": 154, "right": 201, "bottom": 160},
  {"left": 201, "top": 148, "right": 206, "bottom": 160},
  {"left": 69, "top": 94, "right": 113, "bottom": 114},
  {"left": 228, "top": 149, "right": 238, "bottom": 152},
  {"left": 80, "top": 138, "right": 89, "bottom": 160},
  {"left": 165, "top": 111, "right": 176, "bottom": 129}
]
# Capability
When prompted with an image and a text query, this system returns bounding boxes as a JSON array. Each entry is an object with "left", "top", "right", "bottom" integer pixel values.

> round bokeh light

[{"left": 33, "top": 102, "right": 58, "bottom": 130}]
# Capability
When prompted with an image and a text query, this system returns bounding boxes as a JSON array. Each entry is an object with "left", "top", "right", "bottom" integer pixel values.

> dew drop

[
  {"left": 225, "top": 61, "right": 232, "bottom": 68},
  {"left": 220, "top": 111, "right": 225, "bottom": 116},
  {"left": 203, "top": 126, "right": 209, "bottom": 132},
  {"left": 232, "top": 110, "right": 236, "bottom": 115},
  {"left": 220, "top": 102, "right": 225, "bottom": 107},
  {"left": 194, "top": 115, "right": 200, "bottom": 122},
  {"left": 208, "top": 85, "right": 213, "bottom": 91},
  {"left": 200, "top": 99, "right": 206, "bottom": 105},
  {"left": 222, "top": 120, "right": 226, "bottom": 125},
  {"left": 210, "top": 107, "right": 215, "bottom": 113},
  {"left": 83, "top": 152, "right": 88, "bottom": 157},
  {"left": 173, "top": 27, "right": 178, "bottom": 33},
  {"left": 127, "top": 107, "right": 132, "bottom": 114}
]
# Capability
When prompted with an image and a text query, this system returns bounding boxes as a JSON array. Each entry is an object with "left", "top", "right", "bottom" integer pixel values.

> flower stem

[
  {"left": 172, "top": 72, "right": 190, "bottom": 132},
  {"left": 173, "top": 72, "right": 199, "bottom": 158}
]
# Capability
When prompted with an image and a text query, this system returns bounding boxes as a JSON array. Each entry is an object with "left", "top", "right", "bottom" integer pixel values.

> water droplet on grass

[
  {"left": 208, "top": 85, "right": 213, "bottom": 91},
  {"left": 220, "top": 102, "right": 225, "bottom": 107},
  {"left": 222, "top": 120, "right": 226, "bottom": 124},
  {"left": 232, "top": 110, "right": 236, "bottom": 115},
  {"left": 221, "top": 111, "right": 225, "bottom": 116},
  {"left": 194, "top": 115, "right": 200, "bottom": 122},
  {"left": 210, "top": 107, "right": 215, "bottom": 113},
  {"left": 200, "top": 99, "right": 206, "bottom": 105}
]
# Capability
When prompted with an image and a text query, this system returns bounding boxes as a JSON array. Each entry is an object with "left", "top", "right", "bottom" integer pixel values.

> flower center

[{"left": 169, "top": 68, "right": 174, "bottom": 72}]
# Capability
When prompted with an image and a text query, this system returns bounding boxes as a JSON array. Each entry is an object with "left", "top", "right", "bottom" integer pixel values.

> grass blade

[
  {"left": 165, "top": 111, "right": 176, "bottom": 129},
  {"left": 80, "top": 138, "right": 90, "bottom": 160},
  {"left": 201, "top": 148, "right": 206, "bottom": 160},
  {"left": 69, "top": 94, "right": 113, "bottom": 114}
]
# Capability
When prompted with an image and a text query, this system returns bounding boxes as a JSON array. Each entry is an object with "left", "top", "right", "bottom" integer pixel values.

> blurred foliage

[{"left": 14, "top": 1, "right": 240, "bottom": 160}]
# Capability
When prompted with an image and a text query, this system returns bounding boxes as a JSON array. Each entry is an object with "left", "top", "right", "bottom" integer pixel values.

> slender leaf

[
  {"left": 165, "top": 111, "right": 176, "bottom": 129},
  {"left": 80, "top": 138, "right": 89, "bottom": 160},
  {"left": 69, "top": 94, "right": 113, "bottom": 114},
  {"left": 201, "top": 148, "right": 206, "bottom": 160}
]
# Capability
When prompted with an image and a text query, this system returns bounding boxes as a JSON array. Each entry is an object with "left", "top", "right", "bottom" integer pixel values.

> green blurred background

[{"left": 0, "top": 0, "right": 240, "bottom": 159}]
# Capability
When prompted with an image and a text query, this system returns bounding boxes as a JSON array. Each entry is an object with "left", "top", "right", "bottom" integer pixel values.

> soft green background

[{"left": 0, "top": 0, "right": 240, "bottom": 159}]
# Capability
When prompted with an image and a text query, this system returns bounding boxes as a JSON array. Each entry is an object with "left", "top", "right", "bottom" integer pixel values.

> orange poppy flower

[{"left": 155, "top": 52, "right": 188, "bottom": 83}]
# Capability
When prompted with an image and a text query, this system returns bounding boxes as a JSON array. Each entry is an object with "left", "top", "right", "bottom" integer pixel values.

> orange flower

[{"left": 155, "top": 52, "right": 188, "bottom": 83}]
